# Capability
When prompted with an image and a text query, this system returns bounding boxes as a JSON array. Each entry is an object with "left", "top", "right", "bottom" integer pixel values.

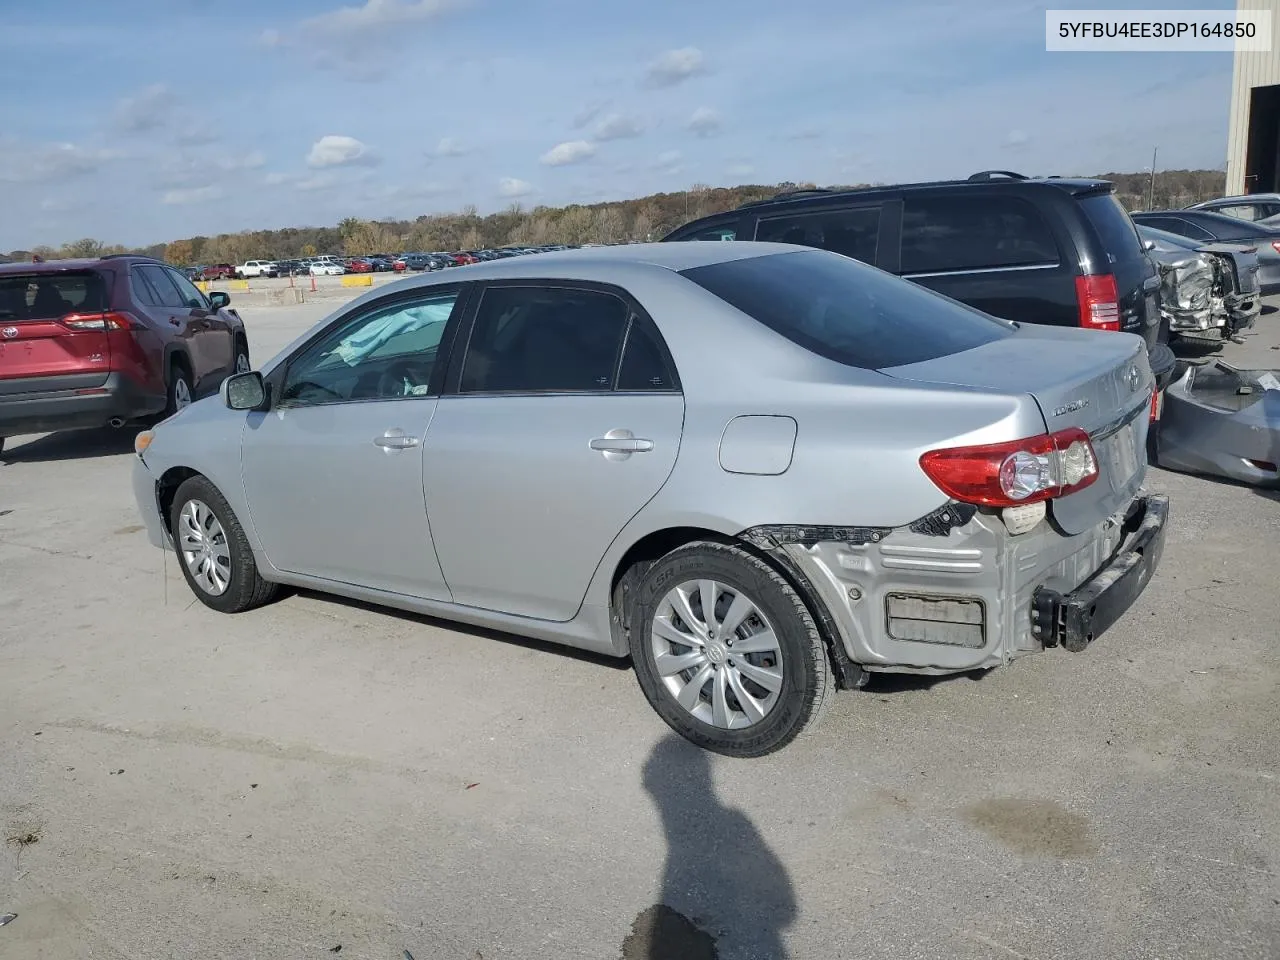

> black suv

[{"left": 664, "top": 171, "right": 1175, "bottom": 382}]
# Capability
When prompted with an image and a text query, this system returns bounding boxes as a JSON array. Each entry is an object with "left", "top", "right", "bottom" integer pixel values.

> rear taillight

[
  {"left": 1271, "top": 241, "right": 1280, "bottom": 256},
  {"left": 1075, "top": 274, "right": 1121, "bottom": 331},
  {"left": 61, "top": 311, "right": 136, "bottom": 331},
  {"left": 919, "top": 428, "right": 1099, "bottom": 507}
]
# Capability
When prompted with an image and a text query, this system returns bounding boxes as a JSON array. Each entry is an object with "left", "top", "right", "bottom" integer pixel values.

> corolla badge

[
  {"left": 1053, "top": 398, "right": 1090, "bottom": 417},
  {"left": 1124, "top": 364, "right": 1141, "bottom": 392},
  {"left": 1, "top": 326, "right": 17, "bottom": 339}
]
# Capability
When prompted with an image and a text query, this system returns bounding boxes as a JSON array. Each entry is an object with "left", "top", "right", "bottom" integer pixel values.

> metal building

[{"left": 1226, "top": 0, "right": 1280, "bottom": 194}]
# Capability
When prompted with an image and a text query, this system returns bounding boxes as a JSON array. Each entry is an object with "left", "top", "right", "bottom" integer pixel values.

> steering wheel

[
  {"left": 287, "top": 380, "right": 344, "bottom": 402},
  {"left": 375, "top": 360, "right": 427, "bottom": 398}
]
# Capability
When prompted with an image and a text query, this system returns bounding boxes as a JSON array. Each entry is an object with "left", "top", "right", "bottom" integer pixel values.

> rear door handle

[
  {"left": 590, "top": 430, "right": 654, "bottom": 458},
  {"left": 373, "top": 430, "right": 420, "bottom": 450}
]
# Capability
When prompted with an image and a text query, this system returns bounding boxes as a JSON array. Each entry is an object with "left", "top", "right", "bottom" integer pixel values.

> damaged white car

[{"left": 1139, "top": 225, "right": 1261, "bottom": 344}]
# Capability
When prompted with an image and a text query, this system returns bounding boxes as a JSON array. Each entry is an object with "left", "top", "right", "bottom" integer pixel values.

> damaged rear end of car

[{"left": 1142, "top": 227, "right": 1262, "bottom": 342}]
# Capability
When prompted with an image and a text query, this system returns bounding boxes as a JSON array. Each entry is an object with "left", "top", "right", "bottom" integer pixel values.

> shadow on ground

[
  {"left": 1, "top": 427, "right": 140, "bottom": 464},
  {"left": 622, "top": 734, "right": 796, "bottom": 959}
]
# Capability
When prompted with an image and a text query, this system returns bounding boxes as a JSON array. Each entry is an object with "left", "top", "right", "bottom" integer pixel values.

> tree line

[{"left": 2, "top": 169, "right": 1228, "bottom": 266}]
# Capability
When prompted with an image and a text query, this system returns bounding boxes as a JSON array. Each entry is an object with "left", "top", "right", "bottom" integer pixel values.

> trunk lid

[
  {"left": 881, "top": 325, "right": 1153, "bottom": 535},
  {"left": 0, "top": 270, "right": 112, "bottom": 387}
]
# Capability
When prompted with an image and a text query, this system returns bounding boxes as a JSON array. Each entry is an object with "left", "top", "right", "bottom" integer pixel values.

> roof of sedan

[{"left": 430, "top": 241, "right": 791, "bottom": 276}]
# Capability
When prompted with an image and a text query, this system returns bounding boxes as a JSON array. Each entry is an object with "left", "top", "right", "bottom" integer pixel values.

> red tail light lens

[
  {"left": 61, "top": 311, "right": 136, "bottom": 331},
  {"left": 920, "top": 428, "right": 1099, "bottom": 507},
  {"left": 1271, "top": 241, "right": 1280, "bottom": 256},
  {"left": 1075, "top": 274, "right": 1121, "bottom": 331}
]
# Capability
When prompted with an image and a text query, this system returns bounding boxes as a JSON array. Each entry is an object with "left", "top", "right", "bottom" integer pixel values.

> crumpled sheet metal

[
  {"left": 1155, "top": 254, "right": 1216, "bottom": 332},
  {"left": 1157, "top": 363, "right": 1280, "bottom": 487}
]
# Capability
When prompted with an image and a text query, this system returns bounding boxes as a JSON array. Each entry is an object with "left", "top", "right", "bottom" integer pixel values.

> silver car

[{"left": 131, "top": 243, "right": 1168, "bottom": 756}]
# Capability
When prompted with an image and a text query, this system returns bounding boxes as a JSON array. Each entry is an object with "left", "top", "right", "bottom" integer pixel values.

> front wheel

[
  {"left": 170, "top": 476, "right": 279, "bottom": 613},
  {"left": 629, "top": 541, "right": 832, "bottom": 757}
]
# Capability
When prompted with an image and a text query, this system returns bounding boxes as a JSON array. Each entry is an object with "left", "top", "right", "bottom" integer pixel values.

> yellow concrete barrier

[
  {"left": 195, "top": 281, "right": 210, "bottom": 292},
  {"left": 229, "top": 279, "right": 250, "bottom": 291},
  {"left": 341, "top": 274, "right": 374, "bottom": 287}
]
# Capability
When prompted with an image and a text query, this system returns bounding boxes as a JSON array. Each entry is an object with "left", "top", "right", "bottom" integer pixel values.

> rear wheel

[
  {"left": 629, "top": 541, "right": 832, "bottom": 757},
  {"left": 165, "top": 361, "right": 193, "bottom": 417},
  {"left": 170, "top": 475, "right": 279, "bottom": 613}
]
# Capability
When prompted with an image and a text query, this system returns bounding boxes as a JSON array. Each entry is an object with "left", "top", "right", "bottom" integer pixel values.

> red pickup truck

[{"left": 196, "top": 264, "right": 235, "bottom": 281}]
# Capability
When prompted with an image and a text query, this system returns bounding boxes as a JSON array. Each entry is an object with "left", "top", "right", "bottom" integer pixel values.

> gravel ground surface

[{"left": 1, "top": 295, "right": 1277, "bottom": 960}]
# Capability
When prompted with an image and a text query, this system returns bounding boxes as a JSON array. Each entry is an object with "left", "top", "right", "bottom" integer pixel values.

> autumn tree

[{"left": 164, "top": 239, "right": 195, "bottom": 266}]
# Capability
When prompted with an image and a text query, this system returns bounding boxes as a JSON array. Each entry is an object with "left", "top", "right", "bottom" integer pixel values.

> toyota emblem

[
  {"left": 1124, "top": 364, "right": 1140, "bottom": 392},
  {"left": 1, "top": 327, "right": 17, "bottom": 340}
]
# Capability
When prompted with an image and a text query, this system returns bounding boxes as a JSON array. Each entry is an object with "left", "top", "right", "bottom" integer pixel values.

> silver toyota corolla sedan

[{"left": 131, "top": 243, "right": 1169, "bottom": 756}]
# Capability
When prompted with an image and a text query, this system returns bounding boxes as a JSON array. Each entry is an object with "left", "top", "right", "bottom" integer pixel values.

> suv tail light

[
  {"left": 61, "top": 311, "right": 137, "bottom": 331},
  {"left": 920, "top": 428, "right": 1099, "bottom": 507},
  {"left": 1075, "top": 274, "right": 1120, "bottom": 331},
  {"left": 1271, "top": 241, "right": 1280, "bottom": 256}
]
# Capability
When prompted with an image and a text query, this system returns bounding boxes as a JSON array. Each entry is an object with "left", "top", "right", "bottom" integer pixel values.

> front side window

[
  {"left": 901, "top": 195, "right": 1060, "bottom": 273},
  {"left": 280, "top": 291, "right": 458, "bottom": 407},
  {"left": 681, "top": 249, "right": 1012, "bottom": 371},
  {"left": 166, "top": 268, "right": 209, "bottom": 309},
  {"left": 756, "top": 207, "right": 882, "bottom": 264},
  {"left": 459, "top": 286, "right": 628, "bottom": 393},
  {"left": 138, "top": 265, "right": 187, "bottom": 308}
]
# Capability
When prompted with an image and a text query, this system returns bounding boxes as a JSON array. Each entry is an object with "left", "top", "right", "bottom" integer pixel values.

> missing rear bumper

[{"left": 1031, "top": 494, "right": 1168, "bottom": 653}]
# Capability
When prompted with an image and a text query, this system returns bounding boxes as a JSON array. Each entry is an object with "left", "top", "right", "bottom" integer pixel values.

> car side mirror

[
  {"left": 1142, "top": 239, "right": 1157, "bottom": 252},
  {"left": 222, "top": 371, "right": 267, "bottom": 411},
  {"left": 209, "top": 291, "right": 231, "bottom": 309}
]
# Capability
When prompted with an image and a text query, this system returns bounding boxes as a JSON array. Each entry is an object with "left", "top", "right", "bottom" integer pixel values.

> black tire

[
  {"left": 629, "top": 541, "right": 832, "bottom": 757},
  {"left": 169, "top": 475, "right": 279, "bottom": 614},
  {"left": 233, "top": 338, "right": 250, "bottom": 375},
  {"left": 165, "top": 359, "right": 193, "bottom": 417}
]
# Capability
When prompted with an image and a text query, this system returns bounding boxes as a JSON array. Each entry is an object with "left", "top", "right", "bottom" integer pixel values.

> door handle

[
  {"left": 590, "top": 430, "right": 654, "bottom": 461},
  {"left": 590, "top": 437, "right": 653, "bottom": 453},
  {"left": 373, "top": 430, "right": 420, "bottom": 450}
]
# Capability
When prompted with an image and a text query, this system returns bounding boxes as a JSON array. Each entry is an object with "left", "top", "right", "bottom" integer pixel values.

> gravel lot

[{"left": 1, "top": 294, "right": 1278, "bottom": 960}]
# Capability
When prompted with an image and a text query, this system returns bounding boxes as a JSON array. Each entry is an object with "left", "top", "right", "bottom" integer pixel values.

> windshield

[{"left": 680, "top": 249, "right": 1013, "bottom": 370}]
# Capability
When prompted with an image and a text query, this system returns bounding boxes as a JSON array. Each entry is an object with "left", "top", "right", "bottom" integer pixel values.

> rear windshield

[
  {"left": 680, "top": 249, "right": 1013, "bottom": 370},
  {"left": 1192, "top": 213, "right": 1280, "bottom": 241},
  {"left": 1079, "top": 193, "right": 1145, "bottom": 261},
  {"left": 0, "top": 270, "right": 109, "bottom": 321}
]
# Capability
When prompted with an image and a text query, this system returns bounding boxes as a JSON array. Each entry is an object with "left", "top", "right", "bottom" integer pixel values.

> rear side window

[
  {"left": 672, "top": 222, "right": 738, "bottom": 242},
  {"left": 681, "top": 249, "right": 1012, "bottom": 370},
  {"left": 460, "top": 286, "right": 629, "bottom": 393},
  {"left": 617, "top": 320, "right": 677, "bottom": 391},
  {"left": 1189, "top": 215, "right": 1273, "bottom": 241},
  {"left": 1079, "top": 193, "right": 1146, "bottom": 259},
  {"left": 0, "top": 271, "right": 108, "bottom": 320},
  {"left": 755, "top": 207, "right": 881, "bottom": 264},
  {"left": 901, "top": 195, "right": 1059, "bottom": 273}
]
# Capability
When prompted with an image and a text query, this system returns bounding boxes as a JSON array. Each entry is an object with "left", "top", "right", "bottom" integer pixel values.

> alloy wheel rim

[
  {"left": 650, "top": 579, "right": 784, "bottom": 729},
  {"left": 178, "top": 499, "right": 231, "bottom": 595},
  {"left": 174, "top": 377, "right": 192, "bottom": 410}
]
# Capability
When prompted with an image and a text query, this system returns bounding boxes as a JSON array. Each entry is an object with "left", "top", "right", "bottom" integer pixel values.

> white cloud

[
  {"left": 303, "top": 0, "right": 463, "bottom": 34},
  {"left": 498, "top": 177, "right": 533, "bottom": 198},
  {"left": 572, "top": 101, "right": 609, "bottom": 129},
  {"left": 686, "top": 107, "right": 722, "bottom": 138},
  {"left": 0, "top": 140, "right": 121, "bottom": 183},
  {"left": 162, "top": 185, "right": 223, "bottom": 205},
  {"left": 113, "top": 84, "right": 177, "bottom": 134},
  {"left": 435, "top": 136, "right": 466, "bottom": 157},
  {"left": 1004, "top": 130, "right": 1031, "bottom": 148},
  {"left": 540, "top": 140, "right": 597, "bottom": 166},
  {"left": 296, "top": 172, "right": 339, "bottom": 192},
  {"left": 644, "top": 46, "right": 706, "bottom": 88},
  {"left": 267, "top": 0, "right": 467, "bottom": 78},
  {"left": 307, "top": 135, "right": 377, "bottom": 168},
  {"left": 263, "top": 172, "right": 294, "bottom": 186},
  {"left": 727, "top": 163, "right": 755, "bottom": 178},
  {"left": 594, "top": 113, "right": 644, "bottom": 142}
]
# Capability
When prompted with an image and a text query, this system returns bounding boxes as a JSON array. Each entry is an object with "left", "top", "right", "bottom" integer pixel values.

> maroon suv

[{"left": 0, "top": 256, "right": 248, "bottom": 454}]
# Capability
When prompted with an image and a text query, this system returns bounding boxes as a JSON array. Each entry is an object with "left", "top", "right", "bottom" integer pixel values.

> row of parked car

[{"left": 184, "top": 246, "right": 579, "bottom": 283}]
